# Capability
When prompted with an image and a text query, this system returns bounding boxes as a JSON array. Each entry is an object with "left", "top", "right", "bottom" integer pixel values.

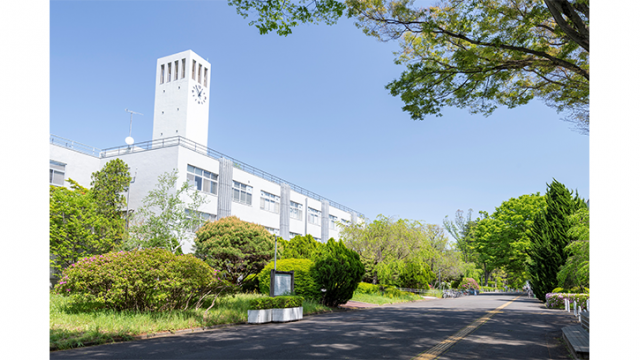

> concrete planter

[
  {"left": 272, "top": 307, "right": 303, "bottom": 323},
  {"left": 248, "top": 309, "right": 272, "bottom": 324}
]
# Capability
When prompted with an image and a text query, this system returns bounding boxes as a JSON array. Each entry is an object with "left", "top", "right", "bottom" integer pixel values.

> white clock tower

[{"left": 152, "top": 50, "right": 211, "bottom": 146}]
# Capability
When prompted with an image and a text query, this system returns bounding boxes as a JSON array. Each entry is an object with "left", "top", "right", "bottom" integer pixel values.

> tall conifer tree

[{"left": 527, "top": 179, "right": 585, "bottom": 299}]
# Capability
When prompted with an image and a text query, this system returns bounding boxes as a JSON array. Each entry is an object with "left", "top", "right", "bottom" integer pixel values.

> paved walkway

[{"left": 51, "top": 295, "right": 578, "bottom": 359}]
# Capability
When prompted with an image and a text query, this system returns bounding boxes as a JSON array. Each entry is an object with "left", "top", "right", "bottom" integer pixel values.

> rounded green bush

[
  {"left": 258, "top": 258, "right": 321, "bottom": 300},
  {"left": 194, "top": 216, "right": 274, "bottom": 285},
  {"left": 54, "top": 248, "right": 228, "bottom": 311},
  {"left": 355, "top": 282, "right": 380, "bottom": 295},
  {"left": 551, "top": 287, "right": 566, "bottom": 293}
]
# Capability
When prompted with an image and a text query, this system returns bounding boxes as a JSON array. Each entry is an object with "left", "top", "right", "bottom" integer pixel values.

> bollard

[
  {"left": 578, "top": 306, "right": 581, "bottom": 322},
  {"left": 573, "top": 300, "right": 577, "bottom": 316}
]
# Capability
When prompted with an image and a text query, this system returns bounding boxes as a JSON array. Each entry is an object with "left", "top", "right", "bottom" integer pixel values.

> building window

[
  {"left": 185, "top": 209, "right": 216, "bottom": 232},
  {"left": 233, "top": 181, "right": 252, "bottom": 205},
  {"left": 204, "top": 68, "right": 208, "bottom": 87},
  {"left": 160, "top": 64, "right": 165, "bottom": 84},
  {"left": 290, "top": 232, "right": 302, "bottom": 238},
  {"left": 290, "top": 201, "right": 303, "bottom": 220},
  {"left": 308, "top": 207, "right": 321, "bottom": 225},
  {"left": 181, "top": 59, "right": 186, "bottom": 78},
  {"left": 174, "top": 60, "right": 179, "bottom": 80},
  {"left": 192, "top": 60, "right": 196, "bottom": 80},
  {"left": 167, "top": 62, "right": 172, "bottom": 82},
  {"left": 313, "top": 237, "right": 321, "bottom": 242},
  {"left": 187, "top": 164, "right": 218, "bottom": 195},
  {"left": 260, "top": 191, "right": 280, "bottom": 213},
  {"left": 49, "top": 160, "right": 65, "bottom": 186},
  {"left": 330, "top": 215, "right": 338, "bottom": 230},
  {"left": 341, "top": 218, "right": 350, "bottom": 226},
  {"left": 198, "top": 64, "right": 202, "bottom": 84},
  {"left": 264, "top": 227, "right": 279, "bottom": 236}
]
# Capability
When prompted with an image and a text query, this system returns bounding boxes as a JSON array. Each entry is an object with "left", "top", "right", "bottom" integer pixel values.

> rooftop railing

[
  {"left": 54, "top": 134, "right": 364, "bottom": 218},
  {"left": 50, "top": 135, "right": 101, "bottom": 157}
]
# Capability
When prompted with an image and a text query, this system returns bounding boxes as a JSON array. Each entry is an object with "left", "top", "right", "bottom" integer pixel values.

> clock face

[{"left": 191, "top": 84, "right": 207, "bottom": 104}]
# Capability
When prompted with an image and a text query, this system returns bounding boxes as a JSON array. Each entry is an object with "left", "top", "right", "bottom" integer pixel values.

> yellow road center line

[{"left": 412, "top": 296, "right": 522, "bottom": 360}]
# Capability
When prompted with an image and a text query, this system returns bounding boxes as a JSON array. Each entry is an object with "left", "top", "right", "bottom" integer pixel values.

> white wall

[
  {"left": 176, "top": 146, "right": 219, "bottom": 216},
  {"left": 231, "top": 167, "right": 281, "bottom": 230},
  {"left": 289, "top": 191, "right": 307, "bottom": 236},
  {"left": 306, "top": 197, "right": 323, "bottom": 240},
  {"left": 50, "top": 145, "right": 102, "bottom": 189},
  {"left": 102, "top": 146, "right": 180, "bottom": 212}
]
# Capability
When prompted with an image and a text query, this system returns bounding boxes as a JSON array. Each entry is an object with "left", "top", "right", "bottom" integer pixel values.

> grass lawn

[
  {"left": 50, "top": 292, "right": 331, "bottom": 351},
  {"left": 350, "top": 291, "right": 425, "bottom": 305}
]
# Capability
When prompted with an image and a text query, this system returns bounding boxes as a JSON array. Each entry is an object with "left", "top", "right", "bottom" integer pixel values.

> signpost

[{"left": 270, "top": 233, "right": 295, "bottom": 297}]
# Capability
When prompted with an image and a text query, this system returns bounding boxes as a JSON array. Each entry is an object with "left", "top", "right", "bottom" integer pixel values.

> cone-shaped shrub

[{"left": 312, "top": 238, "right": 364, "bottom": 307}]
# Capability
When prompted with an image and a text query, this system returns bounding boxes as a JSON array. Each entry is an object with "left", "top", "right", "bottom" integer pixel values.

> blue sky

[{"left": 50, "top": 1, "right": 589, "bottom": 227}]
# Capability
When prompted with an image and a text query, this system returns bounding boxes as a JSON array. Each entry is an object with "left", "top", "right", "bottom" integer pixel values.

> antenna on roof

[{"left": 125, "top": 109, "right": 143, "bottom": 146}]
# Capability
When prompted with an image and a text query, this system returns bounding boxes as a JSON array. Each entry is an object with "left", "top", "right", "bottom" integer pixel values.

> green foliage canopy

[
  {"left": 229, "top": 0, "right": 590, "bottom": 133},
  {"left": 474, "top": 193, "right": 546, "bottom": 281},
  {"left": 341, "top": 215, "right": 455, "bottom": 285},
  {"left": 556, "top": 207, "right": 589, "bottom": 290},
  {"left": 278, "top": 234, "right": 323, "bottom": 261},
  {"left": 50, "top": 159, "right": 131, "bottom": 274},
  {"left": 195, "top": 216, "right": 275, "bottom": 285},
  {"left": 229, "top": 0, "right": 346, "bottom": 36},
  {"left": 50, "top": 181, "right": 119, "bottom": 274}
]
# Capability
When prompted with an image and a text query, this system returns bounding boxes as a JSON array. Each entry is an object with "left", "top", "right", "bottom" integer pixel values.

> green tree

[
  {"left": 557, "top": 207, "right": 589, "bottom": 290},
  {"left": 313, "top": 238, "right": 365, "bottom": 307},
  {"left": 443, "top": 209, "right": 477, "bottom": 262},
  {"left": 50, "top": 160, "right": 131, "bottom": 275},
  {"left": 194, "top": 216, "right": 275, "bottom": 285},
  {"left": 230, "top": 0, "right": 589, "bottom": 133},
  {"left": 279, "top": 234, "right": 323, "bottom": 261},
  {"left": 473, "top": 193, "right": 545, "bottom": 285},
  {"left": 89, "top": 159, "right": 131, "bottom": 242},
  {"left": 125, "top": 169, "right": 208, "bottom": 254},
  {"left": 50, "top": 181, "right": 119, "bottom": 274},
  {"left": 527, "top": 179, "right": 586, "bottom": 299},
  {"left": 341, "top": 215, "right": 442, "bottom": 284}
]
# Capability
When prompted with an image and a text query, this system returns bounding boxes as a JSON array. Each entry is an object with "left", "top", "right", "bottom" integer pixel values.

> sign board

[{"left": 270, "top": 270, "right": 294, "bottom": 297}]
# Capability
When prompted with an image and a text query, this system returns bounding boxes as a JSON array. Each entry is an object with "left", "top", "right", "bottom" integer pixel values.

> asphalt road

[{"left": 50, "top": 295, "right": 579, "bottom": 360}]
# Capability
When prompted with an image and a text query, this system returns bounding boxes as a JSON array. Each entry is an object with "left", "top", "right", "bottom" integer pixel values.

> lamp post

[
  {"left": 125, "top": 168, "right": 137, "bottom": 230},
  {"left": 273, "top": 234, "right": 278, "bottom": 271}
]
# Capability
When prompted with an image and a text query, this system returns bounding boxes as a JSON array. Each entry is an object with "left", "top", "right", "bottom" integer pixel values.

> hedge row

[
  {"left": 249, "top": 296, "right": 304, "bottom": 310},
  {"left": 545, "top": 293, "right": 589, "bottom": 309}
]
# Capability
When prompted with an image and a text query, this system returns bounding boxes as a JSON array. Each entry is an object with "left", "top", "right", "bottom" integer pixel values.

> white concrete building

[{"left": 50, "top": 50, "right": 363, "bottom": 254}]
